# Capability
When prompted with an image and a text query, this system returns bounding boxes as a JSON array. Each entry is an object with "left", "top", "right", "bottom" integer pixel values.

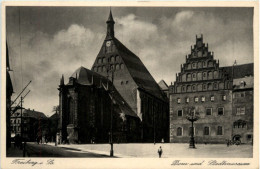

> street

[
  {"left": 7, "top": 143, "right": 111, "bottom": 157},
  {"left": 7, "top": 142, "right": 252, "bottom": 158}
]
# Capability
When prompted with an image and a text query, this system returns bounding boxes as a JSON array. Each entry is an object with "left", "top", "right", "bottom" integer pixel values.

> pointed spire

[
  {"left": 107, "top": 8, "right": 115, "bottom": 23},
  {"left": 60, "top": 74, "right": 64, "bottom": 85},
  {"left": 106, "top": 8, "right": 115, "bottom": 38}
]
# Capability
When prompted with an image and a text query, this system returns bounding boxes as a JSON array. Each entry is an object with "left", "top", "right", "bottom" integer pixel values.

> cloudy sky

[{"left": 6, "top": 7, "right": 253, "bottom": 116}]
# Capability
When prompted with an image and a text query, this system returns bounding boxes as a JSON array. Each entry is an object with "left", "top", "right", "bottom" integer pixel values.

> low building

[{"left": 10, "top": 108, "right": 47, "bottom": 142}]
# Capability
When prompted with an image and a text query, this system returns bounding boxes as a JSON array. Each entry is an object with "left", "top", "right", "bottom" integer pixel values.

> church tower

[{"left": 106, "top": 9, "right": 115, "bottom": 39}]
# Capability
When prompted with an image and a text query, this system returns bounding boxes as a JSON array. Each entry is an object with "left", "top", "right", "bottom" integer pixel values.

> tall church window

[
  {"left": 217, "top": 126, "right": 223, "bottom": 135},
  {"left": 98, "top": 66, "right": 102, "bottom": 72},
  {"left": 177, "top": 127, "right": 182, "bottom": 136},
  {"left": 69, "top": 98, "right": 74, "bottom": 124},
  {"left": 102, "top": 57, "right": 106, "bottom": 63},
  {"left": 115, "top": 55, "right": 120, "bottom": 62},
  {"left": 98, "top": 58, "right": 102, "bottom": 64},
  {"left": 120, "top": 63, "right": 124, "bottom": 69},
  {"left": 204, "top": 127, "right": 210, "bottom": 135},
  {"left": 115, "top": 64, "right": 120, "bottom": 70},
  {"left": 93, "top": 67, "right": 97, "bottom": 72}
]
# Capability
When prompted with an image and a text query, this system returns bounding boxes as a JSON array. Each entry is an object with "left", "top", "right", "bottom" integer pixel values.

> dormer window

[{"left": 240, "top": 81, "right": 246, "bottom": 88}]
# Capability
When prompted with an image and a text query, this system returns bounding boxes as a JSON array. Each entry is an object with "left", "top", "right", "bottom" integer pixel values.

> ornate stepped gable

[
  {"left": 91, "top": 10, "right": 167, "bottom": 113},
  {"left": 173, "top": 35, "right": 233, "bottom": 94}
]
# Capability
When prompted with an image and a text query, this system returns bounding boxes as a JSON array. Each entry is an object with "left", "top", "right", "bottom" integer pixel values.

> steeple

[
  {"left": 60, "top": 74, "right": 64, "bottom": 85},
  {"left": 106, "top": 8, "right": 115, "bottom": 39}
]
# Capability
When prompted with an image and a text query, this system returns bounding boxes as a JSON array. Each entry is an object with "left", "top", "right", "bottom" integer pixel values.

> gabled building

[
  {"left": 169, "top": 35, "right": 253, "bottom": 144},
  {"left": 91, "top": 10, "right": 169, "bottom": 142}
]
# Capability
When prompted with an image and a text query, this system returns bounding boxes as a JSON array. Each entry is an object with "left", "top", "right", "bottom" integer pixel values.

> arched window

[
  {"left": 93, "top": 67, "right": 97, "bottom": 72},
  {"left": 198, "top": 62, "right": 202, "bottom": 68},
  {"left": 97, "top": 58, "right": 102, "bottom": 64},
  {"left": 208, "top": 61, "right": 213, "bottom": 67},
  {"left": 208, "top": 71, "right": 213, "bottom": 80},
  {"left": 213, "top": 83, "right": 218, "bottom": 89},
  {"left": 115, "top": 55, "right": 120, "bottom": 62},
  {"left": 182, "top": 74, "right": 186, "bottom": 82},
  {"left": 187, "top": 73, "right": 191, "bottom": 81},
  {"left": 177, "top": 127, "right": 182, "bottom": 136},
  {"left": 187, "top": 85, "right": 191, "bottom": 92},
  {"left": 214, "top": 70, "right": 218, "bottom": 79},
  {"left": 102, "top": 66, "right": 106, "bottom": 72},
  {"left": 203, "top": 84, "right": 207, "bottom": 90},
  {"left": 203, "top": 72, "right": 207, "bottom": 80},
  {"left": 98, "top": 66, "right": 102, "bottom": 72},
  {"left": 192, "top": 73, "right": 196, "bottom": 81},
  {"left": 102, "top": 57, "right": 106, "bottom": 63},
  {"left": 192, "top": 85, "right": 196, "bottom": 91},
  {"left": 115, "top": 64, "right": 120, "bottom": 70},
  {"left": 197, "top": 72, "right": 202, "bottom": 80},
  {"left": 120, "top": 63, "right": 124, "bottom": 69},
  {"left": 182, "top": 86, "right": 186, "bottom": 92},
  {"left": 187, "top": 64, "right": 191, "bottom": 70},
  {"left": 110, "top": 65, "right": 114, "bottom": 70},
  {"left": 207, "top": 83, "right": 212, "bottom": 90},
  {"left": 204, "top": 127, "right": 209, "bottom": 135}
]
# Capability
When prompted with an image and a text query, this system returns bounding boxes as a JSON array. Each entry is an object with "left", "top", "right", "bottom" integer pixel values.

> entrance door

[{"left": 233, "top": 135, "right": 241, "bottom": 145}]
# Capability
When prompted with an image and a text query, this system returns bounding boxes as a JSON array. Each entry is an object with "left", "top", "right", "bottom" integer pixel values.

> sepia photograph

[{"left": 1, "top": 1, "right": 259, "bottom": 169}]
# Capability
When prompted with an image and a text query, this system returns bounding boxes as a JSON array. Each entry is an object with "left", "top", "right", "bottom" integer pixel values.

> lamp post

[
  {"left": 186, "top": 107, "right": 200, "bottom": 148},
  {"left": 106, "top": 63, "right": 115, "bottom": 157}
]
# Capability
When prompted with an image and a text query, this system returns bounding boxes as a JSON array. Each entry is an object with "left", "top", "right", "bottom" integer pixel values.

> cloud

[
  {"left": 174, "top": 10, "right": 194, "bottom": 24},
  {"left": 9, "top": 24, "right": 103, "bottom": 115}
]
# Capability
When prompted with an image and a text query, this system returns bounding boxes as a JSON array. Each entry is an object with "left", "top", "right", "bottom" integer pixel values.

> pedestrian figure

[
  {"left": 158, "top": 146, "right": 163, "bottom": 158},
  {"left": 226, "top": 140, "right": 229, "bottom": 147}
]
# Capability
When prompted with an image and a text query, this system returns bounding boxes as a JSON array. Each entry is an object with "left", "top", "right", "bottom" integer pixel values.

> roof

[
  {"left": 221, "top": 63, "right": 253, "bottom": 79},
  {"left": 233, "top": 76, "right": 253, "bottom": 90},
  {"left": 12, "top": 108, "right": 47, "bottom": 119},
  {"left": 113, "top": 37, "right": 167, "bottom": 101},
  {"left": 68, "top": 66, "right": 108, "bottom": 86},
  {"left": 158, "top": 80, "right": 169, "bottom": 90},
  {"left": 67, "top": 66, "right": 138, "bottom": 118}
]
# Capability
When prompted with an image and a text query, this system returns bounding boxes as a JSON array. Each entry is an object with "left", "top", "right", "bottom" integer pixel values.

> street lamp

[
  {"left": 106, "top": 63, "right": 115, "bottom": 157},
  {"left": 186, "top": 107, "right": 200, "bottom": 148}
]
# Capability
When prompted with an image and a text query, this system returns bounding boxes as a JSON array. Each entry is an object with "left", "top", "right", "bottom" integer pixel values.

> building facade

[
  {"left": 169, "top": 35, "right": 253, "bottom": 144},
  {"left": 58, "top": 10, "right": 169, "bottom": 143},
  {"left": 10, "top": 108, "right": 47, "bottom": 142}
]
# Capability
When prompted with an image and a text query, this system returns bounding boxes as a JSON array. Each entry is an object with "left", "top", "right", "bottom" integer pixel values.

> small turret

[
  {"left": 60, "top": 74, "right": 64, "bottom": 86},
  {"left": 106, "top": 8, "right": 115, "bottom": 39}
]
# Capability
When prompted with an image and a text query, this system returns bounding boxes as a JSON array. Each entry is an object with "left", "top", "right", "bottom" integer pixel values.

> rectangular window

[
  {"left": 222, "top": 95, "right": 226, "bottom": 101},
  {"left": 204, "top": 127, "right": 210, "bottom": 135},
  {"left": 177, "top": 127, "right": 183, "bottom": 136},
  {"left": 177, "top": 110, "right": 183, "bottom": 117},
  {"left": 217, "top": 126, "right": 223, "bottom": 135},
  {"left": 210, "top": 96, "right": 214, "bottom": 102},
  {"left": 177, "top": 98, "right": 181, "bottom": 104},
  {"left": 206, "top": 108, "right": 212, "bottom": 115},
  {"left": 201, "top": 96, "right": 205, "bottom": 102},
  {"left": 194, "top": 97, "right": 199, "bottom": 103},
  {"left": 240, "top": 107, "right": 245, "bottom": 115},
  {"left": 218, "top": 107, "right": 224, "bottom": 115}
]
